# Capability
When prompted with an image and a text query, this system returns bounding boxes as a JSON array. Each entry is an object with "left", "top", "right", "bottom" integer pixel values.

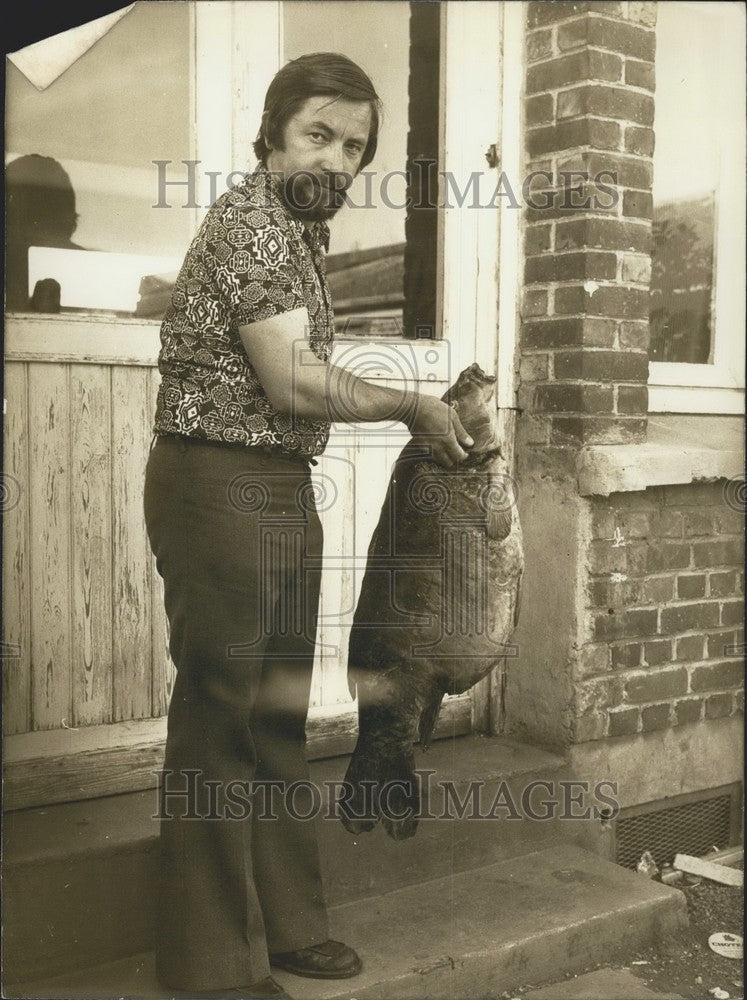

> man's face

[{"left": 266, "top": 95, "right": 373, "bottom": 223}]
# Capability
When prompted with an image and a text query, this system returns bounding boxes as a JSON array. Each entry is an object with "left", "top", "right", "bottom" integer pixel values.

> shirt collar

[{"left": 250, "top": 162, "right": 330, "bottom": 253}]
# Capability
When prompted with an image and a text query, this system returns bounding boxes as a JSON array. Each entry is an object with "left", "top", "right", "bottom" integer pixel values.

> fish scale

[{"left": 343, "top": 364, "right": 524, "bottom": 840}]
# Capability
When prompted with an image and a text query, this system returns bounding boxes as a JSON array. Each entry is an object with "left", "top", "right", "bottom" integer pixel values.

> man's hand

[
  {"left": 406, "top": 393, "right": 473, "bottom": 468},
  {"left": 238, "top": 310, "right": 473, "bottom": 466}
]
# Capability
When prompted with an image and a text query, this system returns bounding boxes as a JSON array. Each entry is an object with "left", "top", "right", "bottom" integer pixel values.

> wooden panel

[
  {"left": 3, "top": 696, "right": 472, "bottom": 810},
  {"left": 4, "top": 315, "right": 161, "bottom": 365},
  {"left": 111, "top": 367, "right": 153, "bottom": 721},
  {"left": 148, "top": 367, "right": 175, "bottom": 717},
  {"left": 70, "top": 365, "right": 114, "bottom": 726},
  {"left": 2, "top": 363, "right": 31, "bottom": 734},
  {"left": 28, "top": 363, "right": 72, "bottom": 730}
]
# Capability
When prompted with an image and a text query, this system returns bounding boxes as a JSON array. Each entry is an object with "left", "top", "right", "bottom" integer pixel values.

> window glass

[
  {"left": 650, "top": 4, "right": 741, "bottom": 363},
  {"left": 283, "top": 0, "right": 440, "bottom": 338},
  {"left": 5, "top": 1, "right": 192, "bottom": 317}
]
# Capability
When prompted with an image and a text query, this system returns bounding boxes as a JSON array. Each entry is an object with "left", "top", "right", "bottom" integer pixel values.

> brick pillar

[{"left": 519, "top": 1, "right": 657, "bottom": 454}]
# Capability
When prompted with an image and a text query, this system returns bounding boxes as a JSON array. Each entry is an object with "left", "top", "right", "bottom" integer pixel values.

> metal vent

[{"left": 615, "top": 783, "right": 743, "bottom": 870}]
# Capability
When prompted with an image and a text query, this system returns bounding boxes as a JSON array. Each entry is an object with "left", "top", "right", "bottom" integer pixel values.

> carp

[{"left": 341, "top": 363, "right": 523, "bottom": 840}]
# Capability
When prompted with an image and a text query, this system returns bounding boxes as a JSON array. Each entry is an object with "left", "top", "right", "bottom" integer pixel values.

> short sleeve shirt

[{"left": 153, "top": 164, "right": 334, "bottom": 459}]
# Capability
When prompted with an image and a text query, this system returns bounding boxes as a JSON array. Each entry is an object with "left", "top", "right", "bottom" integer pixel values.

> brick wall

[
  {"left": 520, "top": 1, "right": 657, "bottom": 449},
  {"left": 574, "top": 481, "right": 745, "bottom": 742}
]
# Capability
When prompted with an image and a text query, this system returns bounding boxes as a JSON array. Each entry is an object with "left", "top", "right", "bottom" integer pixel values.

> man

[{"left": 144, "top": 53, "right": 472, "bottom": 1000}]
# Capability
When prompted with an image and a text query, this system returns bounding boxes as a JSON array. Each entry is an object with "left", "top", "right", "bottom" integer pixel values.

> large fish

[{"left": 342, "top": 363, "right": 524, "bottom": 840}]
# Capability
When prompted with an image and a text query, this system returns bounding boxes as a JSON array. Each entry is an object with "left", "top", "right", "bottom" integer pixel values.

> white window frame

[{"left": 648, "top": 2, "right": 746, "bottom": 416}]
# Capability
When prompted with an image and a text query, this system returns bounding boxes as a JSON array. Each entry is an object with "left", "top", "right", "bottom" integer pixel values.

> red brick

[
  {"left": 527, "top": 118, "right": 622, "bottom": 158},
  {"left": 527, "top": 28, "right": 554, "bottom": 63},
  {"left": 524, "top": 318, "right": 582, "bottom": 348},
  {"left": 617, "top": 385, "right": 648, "bottom": 414},
  {"left": 643, "top": 639, "right": 672, "bottom": 667},
  {"left": 525, "top": 251, "right": 618, "bottom": 283},
  {"left": 586, "top": 16, "right": 656, "bottom": 60},
  {"left": 589, "top": 539, "right": 628, "bottom": 574},
  {"left": 526, "top": 93, "right": 555, "bottom": 126},
  {"left": 714, "top": 507, "right": 745, "bottom": 535},
  {"left": 649, "top": 509, "right": 683, "bottom": 539},
  {"left": 625, "top": 667, "right": 688, "bottom": 703},
  {"left": 641, "top": 576, "right": 675, "bottom": 604},
  {"left": 705, "top": 693, "right": 734, "bottom": 720},
  {"left": 645, "top": 543, "right": 691, "bottom": 573},
  {"left": 618, "top": 511, "right": 650, "bottom": 537},
  {"left": 683, "top": 511, "right": 715, "bottom": 537},
  {"left": 662, "top": 483, "right": 723, "bottom": 506},
  {"left": 519, "top": 355, "right": 551, "bottom": 382},
  {"left": 622, "top": 190, "right": 653, "bottom": 219},
  {"left": 591, "top": 507, "right": 616, "bottom": 540},
  {"left": 573, "top": 151, "right": 654, "bottom": 189},
  {"left": 690, "top": 660, "right": 745, "bottom": 693},
  {"left": 536, "top": 383, "right": 615, "bottom": 413},
  {"left": 528, "top": 52, "right": 619, "bottom": 92},
  {"left": 588, "top": 579, "right": 609, "bottom": 606},
  {"left": 554, "top": 350, "right": 648, "bottom": 381},
  {"left": 551, "top": 416, "right": 646, "bottom": 445},
  {"left": 528, "top": 3, "right": 626, "bottom": 29},
  {"left": 625, "top": 59, "right": 655, "bottom": 90},
  {"left": 675, "top": 698, "right": 703, "bottom": 726},
  {"left": 523, "top": 288, "right": 549, "bottom": 318},
  {"left": 608, "top": 707, "right": 640, "bottom": 736},
  {"left": 641, "top": 703, "right": 672, "bottom": 732},
  {"left": 590, "top": 286, "right": 650, "bottom": 319},
  {"left": 721, "top": 600, "right": 745, "bottom": 627},
  {"left": 557, "top": 85, "right": 654, "bottom": 126},
  {"left": 709, "top": 571, "right": 739, "bottom": 598},
  {"left": 706, "top": 629, "right": 736, "bottom": 660},
  {"left": 660, "top": 602, "right": 720, "bottom": 634},
  {"left": 692, "top": 538, "right": 745, "bottom": 568},
  {"left": 596, "top": 607, "right": 658, "bottom": 640},
  {"left": 675, "top": 635, "right": 704, "bottom": 661},
  {"left": 555, "top": 217, "right": 651, "bottom": 252},
  {"left": 677, "top": 574, "right": 707, "bottom": 600},
  {"left": 611, "top": 642, "right": 642, "bottom": 669},
  {"left": 624, "top": 126, "right": 655, "bottom": 156},
  {"left": 525, "top": 223, "right": 553, "bottom": 255}
]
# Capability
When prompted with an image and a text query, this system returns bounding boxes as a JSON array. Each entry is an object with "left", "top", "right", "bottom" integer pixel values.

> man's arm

[{"left": 238, "top": 308, "right": 473, "bottom": 467}]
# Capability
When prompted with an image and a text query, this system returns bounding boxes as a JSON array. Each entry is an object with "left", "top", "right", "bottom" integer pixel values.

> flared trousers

[{"left": 144, "top": 434, "right": 329, "bottom": 990}]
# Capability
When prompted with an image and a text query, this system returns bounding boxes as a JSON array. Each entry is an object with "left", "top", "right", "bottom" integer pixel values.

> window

[
  {"left": 283, "top": 1, "right": 440, "bottom": 339},
  {"left": 648, "top": 2, "right": 745, "bottom": 413},
  {"left": 5, "top": 1, "right": 192, "bottom": 317}
]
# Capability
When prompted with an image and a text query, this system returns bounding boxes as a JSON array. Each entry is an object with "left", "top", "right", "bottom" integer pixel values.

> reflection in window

[
  {"left": 4, "top": 1, "right": 191, "bottom": 317},
  {"left": 650, "top": 5, "right": 738, "bottom": 364},
  {"left": 283, "top": 1, "right": 440, "bottom": 339}
]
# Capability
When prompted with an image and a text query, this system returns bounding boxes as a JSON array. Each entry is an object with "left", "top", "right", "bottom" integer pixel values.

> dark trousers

[{"left": 144, "top": 434, "right": 329, "bottom": 990}]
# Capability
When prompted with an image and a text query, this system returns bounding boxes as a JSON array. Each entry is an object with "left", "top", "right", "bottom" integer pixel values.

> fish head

[{"left": 443, "top": 363, "right": 501, "bottom": 456}]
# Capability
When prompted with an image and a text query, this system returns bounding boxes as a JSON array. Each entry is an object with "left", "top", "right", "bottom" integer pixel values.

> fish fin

[
  {"left": 418, "top": 690, "right": 445, "bottom": 750},
  {"left": 486, "top": 471, "right": 513, "bottom": 541}
]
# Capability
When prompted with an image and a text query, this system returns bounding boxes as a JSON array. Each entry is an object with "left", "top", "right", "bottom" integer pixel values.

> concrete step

[
  {"left": 5, "top": 735, "right": 590, "bottom": 984},
  {"left": 8, "top": 843, "right": 687, "bottom": 1000}
]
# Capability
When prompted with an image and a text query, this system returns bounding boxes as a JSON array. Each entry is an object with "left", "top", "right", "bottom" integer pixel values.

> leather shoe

[{"left": 269, "top": 938, "right": 362, "bottom": 979}]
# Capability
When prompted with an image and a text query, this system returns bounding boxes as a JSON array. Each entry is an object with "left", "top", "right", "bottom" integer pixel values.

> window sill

[{"left": 577, "top": 415, "right": 745, "bottom": 496}]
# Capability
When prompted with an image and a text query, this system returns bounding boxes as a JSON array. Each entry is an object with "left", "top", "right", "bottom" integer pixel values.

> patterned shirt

[{"left": 153, "top": 164, "right": 334, "bottom": 458}]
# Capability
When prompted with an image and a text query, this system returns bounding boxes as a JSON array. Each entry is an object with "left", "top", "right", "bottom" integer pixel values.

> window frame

[{"left": 647, "top": 1, "right": 746, "bottom": 416}]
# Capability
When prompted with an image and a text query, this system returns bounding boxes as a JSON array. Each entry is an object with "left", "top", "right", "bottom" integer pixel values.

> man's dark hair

[{"left": 253, "top": 52, "right": 381, "bottom": 169}]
